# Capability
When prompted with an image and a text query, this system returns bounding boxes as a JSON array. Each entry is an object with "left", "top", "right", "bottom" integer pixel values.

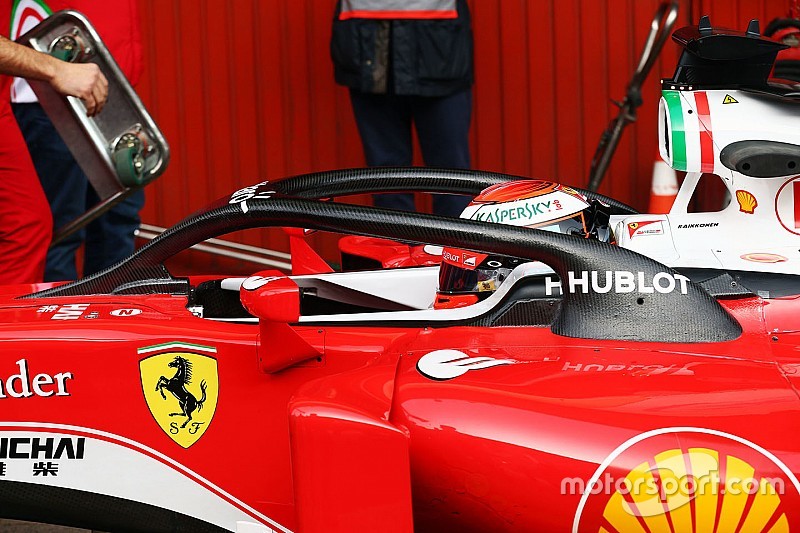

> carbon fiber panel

[
  {"left": 267, "top": 167, "right": 638, "bottom": 215},
  {"left": 30, "top": 189, "right": 740, "bottom": 343}
]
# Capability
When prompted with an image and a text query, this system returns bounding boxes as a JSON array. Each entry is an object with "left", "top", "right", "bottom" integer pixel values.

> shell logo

[
  {"left": 600, "top": 448, "right": 788, "bottom": 532},
  {"left": 737, "top": 190, "right": 758, "bottom": 214},
  {"left": 573, "top": 428, "right": 800, "bottom": 533}
]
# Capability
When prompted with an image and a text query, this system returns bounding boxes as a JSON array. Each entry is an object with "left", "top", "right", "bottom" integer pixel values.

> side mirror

[
  {"left": 240, "top": 271, "right": 322, "bottom": 373},
  {"left": 240, "top": 272, "right": 301, "bottom": 323}
]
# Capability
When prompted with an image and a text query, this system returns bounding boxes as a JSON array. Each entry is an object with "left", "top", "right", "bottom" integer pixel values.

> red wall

[{"left": 136, "top": 0, "right": 790, "bottom": 261}]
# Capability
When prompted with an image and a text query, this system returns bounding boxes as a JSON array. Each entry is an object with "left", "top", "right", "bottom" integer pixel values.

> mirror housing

[
  {"left": 240, "top": 270, "right": 322, "bottom": 373},
  {"left": 240, "top": 272, "right": 301, "bottom": 322}
]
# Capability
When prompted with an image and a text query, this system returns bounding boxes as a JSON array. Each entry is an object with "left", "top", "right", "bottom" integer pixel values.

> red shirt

[
  {"left": 1, "top": 1, "right": 12, "bottom": 111},
  {"left": 45, "top": 0, "right": 143, "bottom": 85},
  {"left": 2, "top": 0, "right": 142, "bottom": 102}
]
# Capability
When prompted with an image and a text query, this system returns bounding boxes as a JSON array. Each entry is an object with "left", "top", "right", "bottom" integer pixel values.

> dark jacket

[{"left": 330, "top": 0, "right": 474, "bottom": 97}]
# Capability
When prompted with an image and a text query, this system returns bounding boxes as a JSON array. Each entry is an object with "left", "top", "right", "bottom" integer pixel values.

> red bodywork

[
  {"left": 338, "top": 236, "right": 440, "bottom": 270},
  {"left": 6, "top": 13, "right": 797, "bottom": 530},
  {"left": 2, "top": 276, "right": 799, "bottom": 532}
]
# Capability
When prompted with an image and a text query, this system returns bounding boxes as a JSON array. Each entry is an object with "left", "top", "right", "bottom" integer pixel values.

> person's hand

[{"left": 49, "top": 61, "right": 109, "bottom": 116}]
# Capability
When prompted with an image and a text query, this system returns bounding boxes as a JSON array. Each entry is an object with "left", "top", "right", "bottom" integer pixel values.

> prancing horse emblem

[
  {"left": 139, "top": 342, "right": 219, "bottom": 448},
  {"left": 156, "top": 356, "right": 207, "bottom": 428}
]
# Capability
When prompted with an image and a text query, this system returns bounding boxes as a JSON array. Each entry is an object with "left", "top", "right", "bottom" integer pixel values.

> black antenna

[
  {"left": 667, "top": 15, "right": 787, "bottom": 88},
  {"left": 746, "top": 19, "right": 760, "bottom": 37},
  {"left": 699, "top": 15, "right": 712, "bottom": 35}
]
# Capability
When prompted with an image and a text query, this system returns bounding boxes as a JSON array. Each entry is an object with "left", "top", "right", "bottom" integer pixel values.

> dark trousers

[
  {"left": 13, "top": 103, "right": 145, "bottom": 282},
  {"left": 349, "top": 88, "right": 473, "bottom": 217}
]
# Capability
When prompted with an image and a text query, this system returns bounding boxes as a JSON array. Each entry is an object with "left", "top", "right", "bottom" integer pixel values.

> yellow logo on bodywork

[
  {"left": 736, "top": 190, "right": 758, "bottom": 214},
  {"left": 602, "top": 448, "right": 788, "bottom": 532},
  {"left": 139, "top": 342, "right": 219, "bottom": 448}
]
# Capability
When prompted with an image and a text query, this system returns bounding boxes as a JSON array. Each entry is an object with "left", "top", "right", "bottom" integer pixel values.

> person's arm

[{"left": 0, "top": 35, "right": 108, "bottom": 116}]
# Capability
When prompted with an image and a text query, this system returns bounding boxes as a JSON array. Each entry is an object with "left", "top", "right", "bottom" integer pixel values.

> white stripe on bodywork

[
  {"left": 219, "top": 262, "right": 556, "bottom": 324},
  {"left": 680, "top": 93, "right": 703, "bottom": 172},
  {"left": 222, "top": 266, "right": 443, "bottom": 311},
  {"left": 137, "top": 342, "right": 218, "bottom": 354},
  {"left": 0, "top": 423, "right": 291, "bottom": 533}
]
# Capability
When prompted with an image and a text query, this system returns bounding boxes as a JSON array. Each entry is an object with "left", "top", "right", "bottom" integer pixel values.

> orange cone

[{"left": 648, "top": 150, "right": 679, "bottom": 214}]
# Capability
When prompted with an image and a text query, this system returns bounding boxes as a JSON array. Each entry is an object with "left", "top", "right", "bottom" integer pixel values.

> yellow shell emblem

[
  {"left": 736, "top": 190, "right": 758, "bottom": 214},
  {"left": 601, "top": 448, "right": 788, "bottom": 532}
]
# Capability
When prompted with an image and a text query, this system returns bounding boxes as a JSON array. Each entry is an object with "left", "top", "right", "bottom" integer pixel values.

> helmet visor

[
  {"left": 530, "top": 211, "right": 588, "bottom": 236},
  {"left": 438, "top": 255, "right": 519, "bottom": 295}
]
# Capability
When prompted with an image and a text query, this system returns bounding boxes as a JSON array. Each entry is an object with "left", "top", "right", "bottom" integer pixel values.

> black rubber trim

[
  {"left": 0, "top": 480, "right": 227, "bottom": 533},
  {"left": 719, "top": 140, "right": 800, "bottom": 177},
  {"left": 30, "top": 192, "right": 740, "bottom": 343}
]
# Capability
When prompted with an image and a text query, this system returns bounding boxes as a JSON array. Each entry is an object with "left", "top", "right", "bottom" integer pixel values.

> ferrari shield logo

[{"left": 138, "top": 342, "right": 219, "bottom": 448}]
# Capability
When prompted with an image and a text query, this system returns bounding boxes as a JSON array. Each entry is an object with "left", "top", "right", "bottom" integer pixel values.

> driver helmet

[{"left": 435, "top": 180, "right": 613, "bottom": 309}]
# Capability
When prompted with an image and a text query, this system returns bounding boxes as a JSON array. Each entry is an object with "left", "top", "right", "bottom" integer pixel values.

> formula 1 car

[{"left": 3, "top": 17, "right": 800, "bottom": 533}]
